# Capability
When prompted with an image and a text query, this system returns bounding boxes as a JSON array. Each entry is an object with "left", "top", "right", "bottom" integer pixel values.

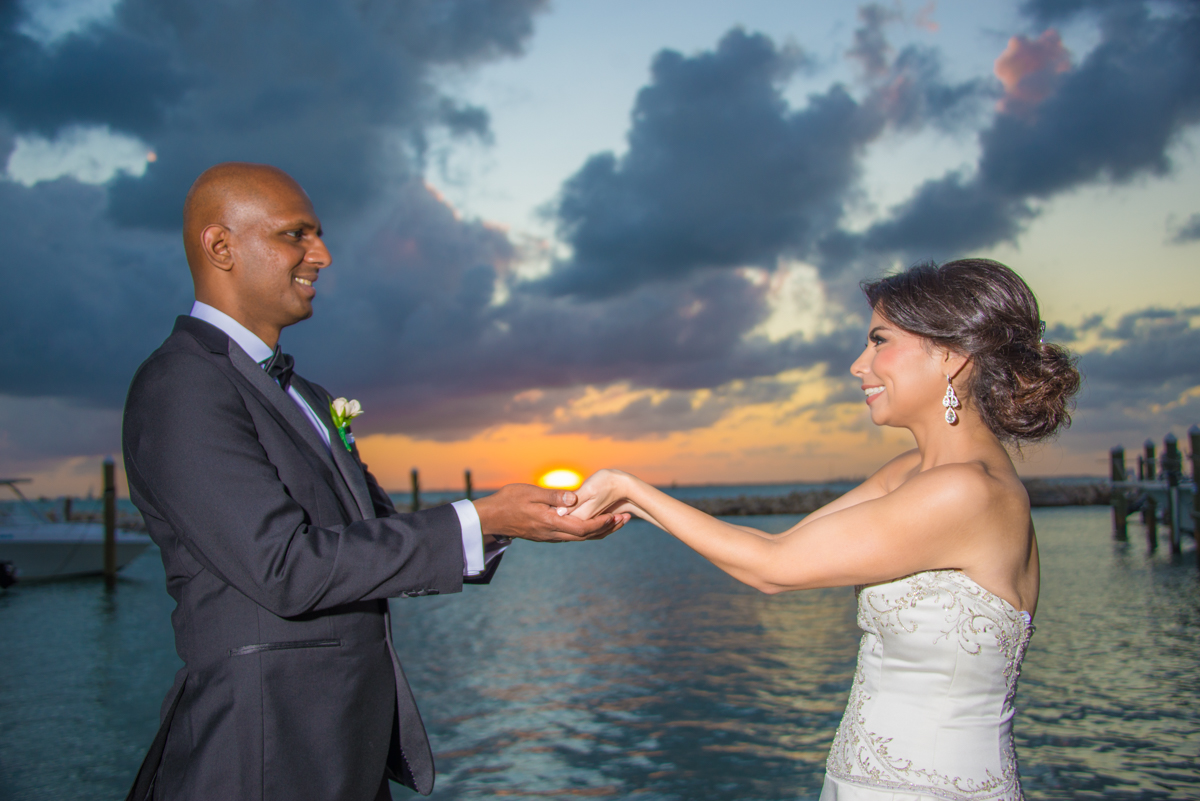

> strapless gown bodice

[{"left": 821, "top": 570, "right": 1033, "bottom": 801}]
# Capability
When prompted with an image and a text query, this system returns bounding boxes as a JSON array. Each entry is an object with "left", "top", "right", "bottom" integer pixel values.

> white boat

[{"left": 0, "top": 479, "right": 153, "bottom": 583}]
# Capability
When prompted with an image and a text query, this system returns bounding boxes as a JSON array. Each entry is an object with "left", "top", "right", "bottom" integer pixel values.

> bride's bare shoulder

[
  {"left": 905, "top": 461, "right": 1028, "bottom": 518},
  {"left": 871, "top": 449, "right": 921, "bottom": 491}
]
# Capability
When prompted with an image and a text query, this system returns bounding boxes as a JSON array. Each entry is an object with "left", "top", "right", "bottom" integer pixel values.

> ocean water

[{"left": 1, "top": 506, "right": 1197, "bottom": 800}]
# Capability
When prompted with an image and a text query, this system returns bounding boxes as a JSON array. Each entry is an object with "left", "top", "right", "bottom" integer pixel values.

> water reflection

[
  {"left": 0, "top": 508, "right": 1196, "bottom": 800},
  {"left": 1016, "top": 508, "right": 1200, "bottom": 799},
  {"left": 393, "top": 515, "right": 857, "bottom": 800}
]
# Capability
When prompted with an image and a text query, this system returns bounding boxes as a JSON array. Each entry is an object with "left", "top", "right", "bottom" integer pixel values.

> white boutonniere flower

[{"left": 329, "top": 397, "right": 363, "bottom": 452}]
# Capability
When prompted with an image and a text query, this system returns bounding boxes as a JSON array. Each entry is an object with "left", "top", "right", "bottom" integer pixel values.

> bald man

[{"left": 122, "top": 163, "right": 626, "bottom": 801}]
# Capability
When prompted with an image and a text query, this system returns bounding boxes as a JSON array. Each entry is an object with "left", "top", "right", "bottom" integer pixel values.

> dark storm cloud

[
  {"left": 11, "top": 0, "right": 1194, "bottom": 454},
  {"left": 1046, "top": 306, "right": 1199, "bottom": 464},
  {"left": 856, "top": 174, "right": 1033, "bottom": 262},
  {"left": 1018, "top": 0, "right": 1127, "bottom": 26},
  {"left": 0, "top": 178, "right": 187, "bottom": 404},
  {"left": 0, "top": 9, "right": 912, "bottom": 445},
  {"left": 847, "top": 3, "right": 900, "bottom": 79},
  {"left": 1085, "top": 307, "right": 1200, "bottom": 392},
  {"left": 0, "top": 395, "right": 122, "bottom": 463},
  {"left": 1168, "top": 213, "right": 1200, "bottom": 244},
  {"left": 1038, "top": 307, "right": 1200, "bottom": 441},
  {"left": 100, "top": 0, "right": 549, "bottom": 229},
  {"left": 539, "top": 29, "right": 868, "bottom": 298},
  {"left": 0, "top": 2, "right": 187, "bottom": 138},
  {"left": 538, "top": 24, "right": 980, "bottom": 299},
  {"left": 849, "top": 4, "right": 987, "bottom": 133},
  {"left": 0, "top": 0, "right": 550, "bottom": 427},
  {"left": 283, "top": 183, "right": 844, "bottom": 438},
  {"left": 829, "top": 0, "right": 1200, "bottom": 272},
  {"left": 0, "top": 0, "right": 549, "bottom": 230}
]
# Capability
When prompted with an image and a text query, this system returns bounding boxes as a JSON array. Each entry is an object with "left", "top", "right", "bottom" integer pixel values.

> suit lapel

[
  {"left": 291, "top": 378, "right": 376, "bottom": 521},
  {"left": 225, "top": 341, "right": 368, "bottom": 520}
]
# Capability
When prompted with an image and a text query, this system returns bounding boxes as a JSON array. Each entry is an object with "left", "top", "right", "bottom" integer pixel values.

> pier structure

[{"left": 1110, "top": 426, "right": 1199, "bottom": 565}]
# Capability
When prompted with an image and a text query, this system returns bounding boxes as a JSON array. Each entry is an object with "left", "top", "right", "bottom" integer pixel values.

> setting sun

[{"left": 538, "top": 468, "right": 583, "bottom": 489}]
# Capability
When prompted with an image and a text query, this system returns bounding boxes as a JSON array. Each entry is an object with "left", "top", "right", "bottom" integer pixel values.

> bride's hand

[{"left": 560, "top": 469, "right": 639, "bottom": 521}]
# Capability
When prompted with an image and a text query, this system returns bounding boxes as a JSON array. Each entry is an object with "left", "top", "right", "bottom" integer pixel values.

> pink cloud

[
  {"left": 994, "top": 29, "right": 1071, "bottom": 113},
  {"left": 914, "top": 2, "right": 939, "bottom": 34}
]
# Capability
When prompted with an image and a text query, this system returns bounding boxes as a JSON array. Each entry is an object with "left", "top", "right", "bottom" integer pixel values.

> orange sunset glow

[{"left": 346, "top": 368, "right": 1098, "bottom": 497}]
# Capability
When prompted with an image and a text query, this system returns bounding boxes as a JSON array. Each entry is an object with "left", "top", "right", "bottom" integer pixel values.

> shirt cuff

[{"left": 452, "top": 499, "right": 485, "bottom": 576}]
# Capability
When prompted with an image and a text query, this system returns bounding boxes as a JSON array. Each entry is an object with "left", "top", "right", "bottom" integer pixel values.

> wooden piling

[
  {"left": 1143, "top": 440, "right": 1156, "bottom": 481},
  {"left": 465, "top": 469, "right": 473, "bottom": 501},
  {"left": 103, "top": 457, "right": 117, "bottom": 589},
  {"left": 1110, "top": 446, "right": 1128, "bottom": 541},
  {"left": 1190, "top": 425, "right": 1199, "bottom": 569},
  {"left": 1145, "top": 496, "right": 1158, "bottom": 552},
  {"left": 410, "top": 468, "right": 420, "bottom": 513},
  {"left": 1164, "top": 434, "right": 1182, "bottom": 555}
]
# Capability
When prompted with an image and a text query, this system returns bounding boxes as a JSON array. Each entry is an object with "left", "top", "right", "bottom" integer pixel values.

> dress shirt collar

[{"left": 190, "top": 301, "right": 275, "bottom": 364}]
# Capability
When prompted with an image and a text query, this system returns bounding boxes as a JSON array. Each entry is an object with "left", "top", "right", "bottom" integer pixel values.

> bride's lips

[{"left": 863, "top": 385, "right": 884, "bottom": 404}]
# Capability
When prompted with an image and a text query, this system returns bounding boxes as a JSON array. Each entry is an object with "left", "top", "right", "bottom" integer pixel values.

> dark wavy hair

[{"left": 861, "top": 258, "right": 1081, "bottom": 443}]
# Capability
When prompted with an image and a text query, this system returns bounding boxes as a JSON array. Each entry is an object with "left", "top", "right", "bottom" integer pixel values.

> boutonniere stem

[{"left": 329, "top": 397, "right": 363, "bottom": 452}]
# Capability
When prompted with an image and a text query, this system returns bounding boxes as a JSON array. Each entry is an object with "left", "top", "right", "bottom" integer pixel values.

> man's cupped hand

[{"left": 473, "top": 483, "right": 630, "bottom": 542}]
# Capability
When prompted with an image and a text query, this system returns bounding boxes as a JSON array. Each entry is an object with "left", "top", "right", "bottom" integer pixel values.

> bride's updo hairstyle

[{"left": 861, "top": 258, "right": 1081, "bottom": 443}]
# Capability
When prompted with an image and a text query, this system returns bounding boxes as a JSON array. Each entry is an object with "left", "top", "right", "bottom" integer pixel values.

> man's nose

[{"left": 308, "top": 237, "right": 332, "bottom": 269}]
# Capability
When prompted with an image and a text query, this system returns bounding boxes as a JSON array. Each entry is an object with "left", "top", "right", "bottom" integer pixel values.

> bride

[{"left": 567, "top": 258, "right": 1080, "bottom": 800}]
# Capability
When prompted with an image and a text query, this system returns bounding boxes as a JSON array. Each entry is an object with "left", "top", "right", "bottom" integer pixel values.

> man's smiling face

[{"left": 228, "top": 177, "right": 331, "bottom": 336}]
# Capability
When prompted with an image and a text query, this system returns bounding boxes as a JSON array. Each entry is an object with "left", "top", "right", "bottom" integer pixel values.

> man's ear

[{"left": 200, "top": 224, "right": 234, "bottom": 271}]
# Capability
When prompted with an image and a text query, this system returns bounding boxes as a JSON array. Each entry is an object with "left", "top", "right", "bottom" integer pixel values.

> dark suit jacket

[{"left": 122, "top": 316, "right": 493, "bottom": 800}]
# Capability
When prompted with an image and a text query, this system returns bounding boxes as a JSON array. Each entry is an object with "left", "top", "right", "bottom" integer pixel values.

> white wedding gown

[{"left": 820, "top": 570, "right": 1033, "bottom": 801}]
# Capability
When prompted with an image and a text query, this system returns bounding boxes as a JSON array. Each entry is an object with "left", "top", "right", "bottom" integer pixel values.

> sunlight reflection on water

[{"left": 0, "top": 507, "right": 1196, "bottom": 800}]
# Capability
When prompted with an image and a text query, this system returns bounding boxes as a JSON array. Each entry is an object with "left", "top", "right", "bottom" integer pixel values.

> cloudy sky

[{"left": 2, "top": 0, "right": 1198, "bottom": 495}]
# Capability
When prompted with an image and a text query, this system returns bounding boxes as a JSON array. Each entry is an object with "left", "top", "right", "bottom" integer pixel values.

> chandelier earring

[{"left": 942, "top": 375, "right": 960, "bottom": 424}]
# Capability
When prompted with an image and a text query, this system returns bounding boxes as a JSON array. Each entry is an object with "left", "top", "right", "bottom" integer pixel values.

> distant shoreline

[
  {"left": 684, "top": 478, "right": 1110, "bottom": 515},
  {"left": 380, "top": 476, "right": 1111, "bottom": 514},
  {"left": 388, "top": 475, "right": 1107, "bottom": 496},
  {"left": 3, "top": 477, "right": 1110, "bottom": 529}
]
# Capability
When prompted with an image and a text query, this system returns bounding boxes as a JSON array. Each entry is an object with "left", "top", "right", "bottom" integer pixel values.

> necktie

[{"left": 262, "top": 346, "right": 295, "bottom": 390}]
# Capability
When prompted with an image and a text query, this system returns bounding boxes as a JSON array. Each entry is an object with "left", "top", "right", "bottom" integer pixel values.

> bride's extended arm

[{"left": 572, "top": 465, "right": 993, "bottom": 593}]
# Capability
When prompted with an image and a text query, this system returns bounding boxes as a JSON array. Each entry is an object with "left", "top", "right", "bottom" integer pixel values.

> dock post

[
  {"left": 1164, "top": 434, "right": 1182, "bottom": 555},
  {"left": 1110, "top": 446, "right": 1127, "bottom": 541},
  {"left": 410, "top": 469, "right": 420, "bottom": 513},
  {"left": 1143, "top": 440, "right": 1156, "bottom": 480},
  {"left": 465, "top": 469, "right": 473, "bottom": 501},
  {"left": 1145, "top": 496, "right": 1158, "bottom": 552},
  {"left": 103, "top": 457, "right": 117, "bottom": 589},
  {"left": 1190, "top": 425, "right": 1199, "bottom": 569}
]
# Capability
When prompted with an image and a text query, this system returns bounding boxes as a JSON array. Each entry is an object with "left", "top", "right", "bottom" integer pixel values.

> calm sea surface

[{"left": 1, "top": 502, "right": 1197, "bottom": 800}]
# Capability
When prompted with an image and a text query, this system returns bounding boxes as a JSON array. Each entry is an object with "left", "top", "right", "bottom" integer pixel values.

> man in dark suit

[{"left": 122, "top": 162, "right": 627, "bottom": 801}]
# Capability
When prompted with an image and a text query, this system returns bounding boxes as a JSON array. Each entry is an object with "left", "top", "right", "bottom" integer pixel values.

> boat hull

[{"left": 0, "top": 523, "right": 153, "bottom": 581}]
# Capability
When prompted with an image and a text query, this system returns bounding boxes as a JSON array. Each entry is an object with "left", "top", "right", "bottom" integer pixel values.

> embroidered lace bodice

[{"left": 823, "top": 570, "right": 1033, "bottom": 801}]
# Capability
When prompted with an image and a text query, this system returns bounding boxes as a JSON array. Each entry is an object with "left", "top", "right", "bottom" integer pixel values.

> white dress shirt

[{"left": 189, "top": 301, "right": 496, "bottom": 576}]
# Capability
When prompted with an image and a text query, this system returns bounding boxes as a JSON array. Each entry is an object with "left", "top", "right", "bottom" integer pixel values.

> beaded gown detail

[{"left": 821, "top": 570, "right": 1033, "bottom": 801}]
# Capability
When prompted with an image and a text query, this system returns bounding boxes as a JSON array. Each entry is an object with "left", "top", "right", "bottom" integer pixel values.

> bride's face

[{"left": 850, "top": 310, "right": 950, "bottom": 428}]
